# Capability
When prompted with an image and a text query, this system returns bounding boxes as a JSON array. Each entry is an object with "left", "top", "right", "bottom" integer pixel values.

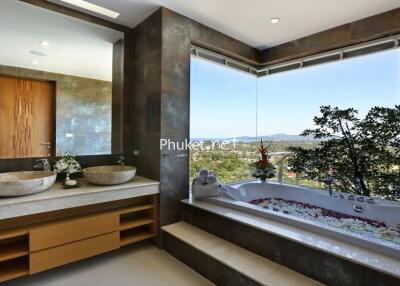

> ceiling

[
  {"left": 48, "top": 0, "right": 400, "bottom": 50},
  {"left": 0, "top": 0, "right": 123, "bottom": 81}
]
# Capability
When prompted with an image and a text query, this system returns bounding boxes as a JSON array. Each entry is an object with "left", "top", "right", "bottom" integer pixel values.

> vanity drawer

[
  {"left": 30, "top": 232, "right": 119, "bottom": 274},
  {"left": 30, "top": 212, "right": 119, "bottom": 251}
]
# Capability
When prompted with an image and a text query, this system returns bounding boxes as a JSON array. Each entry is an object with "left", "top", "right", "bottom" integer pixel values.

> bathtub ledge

[{"left": 182, "top": 197, "right": 400, "bottom": 279}]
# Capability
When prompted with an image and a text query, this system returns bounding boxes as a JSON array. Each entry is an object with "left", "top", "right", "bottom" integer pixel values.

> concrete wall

[{"left": 0, "top": 64, "right": 112, "bottom": 156}]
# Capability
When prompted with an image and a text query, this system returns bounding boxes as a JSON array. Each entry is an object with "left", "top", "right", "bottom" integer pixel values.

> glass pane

[
  {"left": 190, "top": 57, "right": 257, "bottom": 183},
  {"left": 257, "top": 49, "right": 400, "bottom": 191}
]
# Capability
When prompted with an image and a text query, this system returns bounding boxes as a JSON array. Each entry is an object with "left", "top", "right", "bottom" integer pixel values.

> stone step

[{"left": 162, "top": 221, "right": 324, "bottom": 286}]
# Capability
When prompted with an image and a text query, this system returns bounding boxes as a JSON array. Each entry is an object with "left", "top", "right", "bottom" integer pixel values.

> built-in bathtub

[{"left": 206, "top": 180, "right": 400, "bottom": 259}]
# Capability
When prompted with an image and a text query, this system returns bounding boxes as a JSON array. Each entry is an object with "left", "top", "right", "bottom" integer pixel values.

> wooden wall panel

[
  {"left": 30, "top": 79, "right": 55, "bottom": 157},
  {"left": 0, "top": 76, "right": 17, "bottom": 158},
  {"left": 0, "top": 76, "right": 54, "bottom": 159}
]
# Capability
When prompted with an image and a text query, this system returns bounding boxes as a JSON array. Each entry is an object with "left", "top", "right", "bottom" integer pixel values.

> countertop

[{"left": 0, "top": 176, "right": 159, "bottom": 220}]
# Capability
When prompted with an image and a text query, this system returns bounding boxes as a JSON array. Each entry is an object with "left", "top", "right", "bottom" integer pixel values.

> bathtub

[{"left": 206, "top": 180, "right": 400, "bottom": 259}]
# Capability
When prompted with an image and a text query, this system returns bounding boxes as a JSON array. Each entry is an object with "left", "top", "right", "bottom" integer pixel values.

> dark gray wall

[
  {"left": 159, "top": 8, "right": 259, "bottom": 226},
  {"left": 125, "top": 7, "right": 258, "bottom": 230},
  {"left": 124, "top": 9, "right": 162, "bottom": 180},
  {"left": 258, "top": 8, "right": 400, "bottom": 65},
  {"left": 112, "top": 39, "right": 124, "bottom": 154},
  {"left": 0, "top": 64, "right": 112, "bottom": 156}
]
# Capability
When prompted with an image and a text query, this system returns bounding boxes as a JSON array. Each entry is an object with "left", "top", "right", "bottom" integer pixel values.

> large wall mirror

[{"left": 0, "top": 0, "right": 124, "bottom": 159}]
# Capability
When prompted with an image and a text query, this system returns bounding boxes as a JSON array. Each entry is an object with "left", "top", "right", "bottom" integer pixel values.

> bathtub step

[{"left": 162, "top": 222, "right": 324, "bottom": 286}]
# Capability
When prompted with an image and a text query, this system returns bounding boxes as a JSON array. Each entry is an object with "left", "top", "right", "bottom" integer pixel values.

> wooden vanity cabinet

[{"left": 0, "top": 194, "right": 158, "bottom": 283}]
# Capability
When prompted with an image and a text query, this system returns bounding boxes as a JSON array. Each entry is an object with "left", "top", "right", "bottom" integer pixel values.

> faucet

[
  {"left": 117, "top": 155, "right": 125, "bottom": 166},
  {"left": 34, "top": 158, "right": 51, "bottom": 172}
]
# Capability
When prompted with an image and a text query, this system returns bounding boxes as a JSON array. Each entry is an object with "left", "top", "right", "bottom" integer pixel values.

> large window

[
  {"left": 257, "top": 49, "right": 400, "bottom": 189},
  {"left": 190, "top": 49, "right": 400, "bottom": 198},
  {"left": 190, "top": 57, "right": 257, "bottom": 183}
]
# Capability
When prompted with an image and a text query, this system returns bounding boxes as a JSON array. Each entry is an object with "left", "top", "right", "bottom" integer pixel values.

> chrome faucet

[
  {"left": 117, "top": 155, "right": 126, "bottom": 166},
  {"left": 34, "top": 158, "right": 51, "bottom": 172}
]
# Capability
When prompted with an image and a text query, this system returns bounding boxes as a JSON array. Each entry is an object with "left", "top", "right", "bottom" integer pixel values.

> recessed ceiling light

[
  {"left": 270, "top": 18, "right": 280, "bottom": 24},
  {"left": 31, "top": 60, "right": 38, "bottom": 65},
  {"left": 40, "top": 41, "right": 49, "bottom": 47},
  {"left": 60, "top": 0, "right": 120, "bottom": 19},
  {"left": 30, "top": 50, "right": 47, "bottom": 57}
]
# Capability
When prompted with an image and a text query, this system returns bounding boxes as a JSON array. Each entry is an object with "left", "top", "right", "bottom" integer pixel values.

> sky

[{"left": 190, "top": 49, "right": 400, "bottom": 138}]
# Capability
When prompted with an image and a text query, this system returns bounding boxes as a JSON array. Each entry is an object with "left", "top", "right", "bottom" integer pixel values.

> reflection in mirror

[{"left": 0, "top": 0, "right": 124, "bottom": 159}]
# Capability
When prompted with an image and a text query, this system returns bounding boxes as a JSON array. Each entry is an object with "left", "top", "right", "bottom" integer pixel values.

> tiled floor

[{"left": 4, "top": 242, "right": 214, "bottom": 286}]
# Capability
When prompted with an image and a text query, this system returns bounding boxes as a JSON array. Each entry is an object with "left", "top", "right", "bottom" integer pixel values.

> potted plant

[
  {"left": 53, "top": 153, "right": 81, "bottom": 183},
  {"left": 250, "top": 139, "right": 275, "bottom": 182}
]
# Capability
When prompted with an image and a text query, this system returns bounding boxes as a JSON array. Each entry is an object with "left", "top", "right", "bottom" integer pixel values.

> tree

[{"left": 288, "top": 105, "right": 400, "bottom": 199}]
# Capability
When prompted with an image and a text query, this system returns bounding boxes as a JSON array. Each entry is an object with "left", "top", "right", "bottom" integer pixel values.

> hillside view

[
  {"left": 190, "top": 49, "right": 400, "bottom": 198},
  {"left": 190, "top": 135, "right": 320, "bottom": 187}
]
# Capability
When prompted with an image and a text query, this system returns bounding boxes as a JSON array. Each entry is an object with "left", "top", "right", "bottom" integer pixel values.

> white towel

[
  {"left": 207, "top": 175, "right": 217, "bottom": 184},
  {"left": 192, "top": 183, "right": 220, "bottom": 199},
  {"left": 199, "top": 169, "right": 209, "bottom": 178},
  {"left": 192, "top": 169, "right": 220, "bottom": 199}
]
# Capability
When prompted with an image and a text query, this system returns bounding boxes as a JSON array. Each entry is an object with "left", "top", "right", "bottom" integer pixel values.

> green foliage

[
  {"left": 190, "top": 141, "right": 321, "bottom": 186},
  {"left": 288, "top": 105, "right": 400, "bottom": 199},
  {"left": 53, "top": 152, "right": 81, "bottom": 175},
  {"left": 190, "top": 149, "right": 251, "bottom": 184}
]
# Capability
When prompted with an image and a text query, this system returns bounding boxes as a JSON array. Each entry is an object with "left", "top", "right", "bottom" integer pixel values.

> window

[
  {"left": 190, "top": 57, "right": 257, "bottom": 183},
  {"left": 190, "top": 49, "right": 400, "bottom": 198},
  {"left": 257, "top": 49, "right": 400, "bottom": 189}
]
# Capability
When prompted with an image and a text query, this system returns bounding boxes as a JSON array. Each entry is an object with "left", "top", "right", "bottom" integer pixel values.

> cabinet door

[
  {"left": 30, "top": 213, "right": 119, "bottom": 252},
  {"left": 30, "top": 232, "right": 119, "bottom": 274}
]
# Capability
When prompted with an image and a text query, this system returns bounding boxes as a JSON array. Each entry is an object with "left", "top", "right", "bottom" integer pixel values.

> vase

[{"left": 260, "top": 178, "right": 267, "bottom": 183}]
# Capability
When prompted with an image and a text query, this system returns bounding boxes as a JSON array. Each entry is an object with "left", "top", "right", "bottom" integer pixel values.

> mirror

[{"left": 0, "top": 0, "right": 124, "bottom": 159}]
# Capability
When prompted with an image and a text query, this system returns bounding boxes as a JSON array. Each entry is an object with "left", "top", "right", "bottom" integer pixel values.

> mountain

[
  {"left": 234, "top": 134, "right": 316, "bottom": 142},
  {"left": 191, "top": 133, "right": 317, "bottom": 142}
]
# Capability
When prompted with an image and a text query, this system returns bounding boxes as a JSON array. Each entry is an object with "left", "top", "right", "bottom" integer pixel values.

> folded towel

[
  {"left": 192, "top": 169, "right": 220, "bottom": 199},
  {"left": 207, "top": 175, "right": 217, "bottom": 184},
  {"left": 192, "top": 183, "right": 220, "bottom": 199},
  {"left": 193, "top": 176, "right": 207, "bottom": 185},
  {"left": 199, "top": 169, "right": 209, "bottom": 178}
]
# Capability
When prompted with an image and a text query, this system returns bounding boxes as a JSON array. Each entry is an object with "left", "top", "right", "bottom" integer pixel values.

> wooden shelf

[
  {"left": 120, "top": 228, "right": 154, "bottom": 247},
  {"left": 0, "top": 257, "right": 29, "bottom": 283},
  {"left": 118, "top": 198, "right": 157, "bottom": 247},
  {"left": 0, "top": 229, "right": 28, "bottom": 241},
  {"left": 120, "top": 217, "right": 154, "bottom": 231},
  {"left": 118, "top": 204, "right": 154, "bottom": 215},
  {"left": 0, "top": 240, "right": 29, "bottom": 263}
]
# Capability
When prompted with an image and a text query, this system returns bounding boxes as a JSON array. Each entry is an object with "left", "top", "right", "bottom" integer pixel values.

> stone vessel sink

[
  {"left": 82, "top": 165, "right": 137, "bottom": 185},
  {"left": 0, "top": 171, "right": 57, "bottom": 196}
]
